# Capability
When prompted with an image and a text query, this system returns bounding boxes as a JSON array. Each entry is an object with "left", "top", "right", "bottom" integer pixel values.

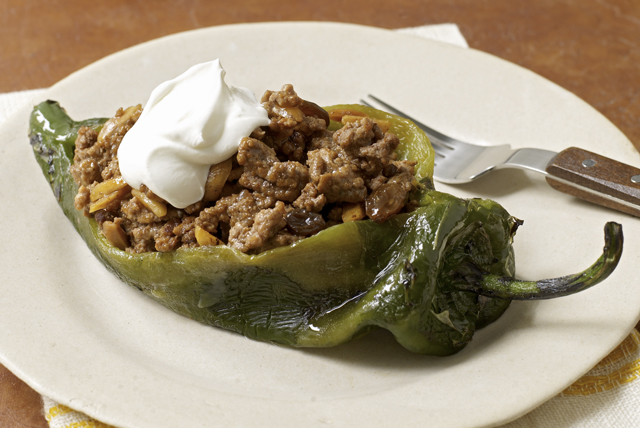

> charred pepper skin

[{"left": 29, "top": 100, "right": 623, "bottom": 356}]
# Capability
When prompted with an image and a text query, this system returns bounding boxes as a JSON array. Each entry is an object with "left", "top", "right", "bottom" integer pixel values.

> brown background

[{"left": 1, "top": 0, "right": 639, "bottom": 426}]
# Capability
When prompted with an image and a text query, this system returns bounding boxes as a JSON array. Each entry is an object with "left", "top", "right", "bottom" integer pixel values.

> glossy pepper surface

[{"left": 29, "top": 100, "right": 623, "bottom": 356}]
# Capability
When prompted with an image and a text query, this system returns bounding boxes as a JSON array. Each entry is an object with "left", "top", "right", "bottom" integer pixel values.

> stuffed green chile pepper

[{"left": 28, "top": 93, "right": 622, "bottom": 356}]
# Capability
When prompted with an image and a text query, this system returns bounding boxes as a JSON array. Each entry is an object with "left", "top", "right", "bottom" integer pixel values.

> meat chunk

[
  {"left": 307, "top": 131, "right": 334, "bottom": 151},
  {"left": 306, "top": 148, "right": 367, "bottom": 203},
  {"left": 127, "top": 223, "right": 163, "bottom": 254},
  {"left": 293, "top": 183, "right": 326, "bottom": 212},
  {"left": 262, "top": 84, "right": 303, "bottom": 111},
  {"left": 69, "top": 127, "right": 101, "bottom": 186},
  {"left": 195, "top": 204, "right": 227, "bottom": 235},
  {"left": 260, "top": 230, "right": 304, "bottom": 252},
  {"left": 333, "top": 117, "right": 382, "bottom": 155},
  {"left": 173, "top": 216, "right": 198, "bottom": 247},
  {"left": 154, "top": 219, "right": 182, "bottom": 252},
  {"left": 358, "top": 132, "right": 401, "bottom": 177},
  {"left": 237, "top": 138, "right": 309, "bottom": 202},
  {"left": 333, "top": 117, "right": 400, "bottom": 177},
  {"left": 260, "top": 84, "right": 328, "bottom": 161},
  {"left": 70, "top": 105, "right": 142, "bottom": 187},
  {"left": 229, "top": 201, "right": 287, "bottom": 253},
  {"left": 195, "top": 190, "right": 259, "bottom": 236},
  {"left": 195, "top": 190, "right": 288, "bottom": 253},
  {"left": 120, "top": 197, "right": 161, "bottom": 224},
  {"left": 74, "top": 185, "right": 91, "bottom": 212}
]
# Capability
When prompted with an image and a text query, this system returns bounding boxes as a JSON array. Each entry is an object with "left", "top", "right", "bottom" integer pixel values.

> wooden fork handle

[{"left": 545, "top": 147, "right": 640, "bottom": 217}]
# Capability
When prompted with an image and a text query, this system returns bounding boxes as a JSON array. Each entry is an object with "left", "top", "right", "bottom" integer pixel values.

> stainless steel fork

[{"left": 362, "top": 95, "right": 640, "bottom": 217}]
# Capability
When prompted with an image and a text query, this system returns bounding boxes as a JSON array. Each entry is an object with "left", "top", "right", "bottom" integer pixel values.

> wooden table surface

[{"left": 1, "top": 1, "right": 639, "bottom": 426}]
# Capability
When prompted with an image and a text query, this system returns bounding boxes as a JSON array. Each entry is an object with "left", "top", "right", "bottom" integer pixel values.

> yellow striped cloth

[
  {"left": 43, "top": 397, "right": 116, "bottom": 428},
  {"left": 563, "top": 330, "right": 640, "bottom": 396},
  {"left": 504, "top": 329, "right": 640, "bottom": 427}
]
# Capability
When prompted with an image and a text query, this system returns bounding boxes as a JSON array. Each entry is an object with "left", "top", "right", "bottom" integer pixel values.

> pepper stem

[{"left": 472, "top": 222, "right": 623, "bottom": 300}]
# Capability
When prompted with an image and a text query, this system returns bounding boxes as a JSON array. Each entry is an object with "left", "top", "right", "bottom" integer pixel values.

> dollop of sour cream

[{"left": 118, "top": 59, "right": 270, "bottom": 208}]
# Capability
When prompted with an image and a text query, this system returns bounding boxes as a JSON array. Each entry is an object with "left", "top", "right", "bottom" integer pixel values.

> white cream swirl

[{"left": 117, "top": 59, "right": 270, "bottom": 208}]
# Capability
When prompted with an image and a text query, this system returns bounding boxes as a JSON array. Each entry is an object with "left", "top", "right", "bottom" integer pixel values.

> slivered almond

[
  {"left": 273, "top": 105, "right": 304, "bottom": 122},
  {"left": 373, "top": 119, "right": 391, "bottom": 133},
  {"left": 340, "top": 115, "right": 365, "bottom": 125},
  {"left": 102, "top": 221, "right": 129, "bottom": 250},
  {"left": 195, "top": 226, "right": 224, "bottom": 247},
  {"left": 327, "top": 108, "right": 367, "bottom": 122},
  {"left": 342, "top": 203, "right": 366, "bottom": 222},
  {"left": 89, "top": 187, "right": 130, "bottom": 213},
  {"left": 116, "top": 104, "right": 142, "bottom": 125},
  {"left": 97, "top": 120, "right": 117, "bottom": 145},
  {"left": 132, "top": 188, "right": 167, "bottom": 217},
  {"left": 203, "top": 158, "right": 233, "bottom": 202},
  {"left": 97, "top": 104, "right": 142, "bottom": 144},
  {"left": 90, "top": 177, "right": 130, "bottom": 202}
]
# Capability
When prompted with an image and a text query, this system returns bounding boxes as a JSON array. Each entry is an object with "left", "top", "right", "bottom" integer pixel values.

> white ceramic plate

[{"left": 1, "top": 22, "right": 639, "bottom": 428}]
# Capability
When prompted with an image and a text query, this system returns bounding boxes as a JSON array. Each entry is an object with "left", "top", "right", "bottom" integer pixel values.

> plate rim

[{"left": 2, "top": 20, "right": 639, "bottom": 428}]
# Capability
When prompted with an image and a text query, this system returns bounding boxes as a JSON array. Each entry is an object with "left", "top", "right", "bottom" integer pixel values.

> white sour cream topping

[{"left": 118, "top": 59, "right": 270, "bottom": 208}]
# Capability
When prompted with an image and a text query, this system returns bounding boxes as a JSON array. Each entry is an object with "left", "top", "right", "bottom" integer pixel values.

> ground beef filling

[{"left": 71, "top": 84, "right": 417, "bottom": 254}]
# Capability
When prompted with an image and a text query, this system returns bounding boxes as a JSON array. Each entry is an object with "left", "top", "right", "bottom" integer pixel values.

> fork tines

[{"left": 360, "top": 95, "right": 452, "bottom": 158}]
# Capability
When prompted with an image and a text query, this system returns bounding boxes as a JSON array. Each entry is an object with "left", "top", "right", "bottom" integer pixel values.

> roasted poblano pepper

[{"left": 29, "top": 100, "right": 623, "bottom": 356}]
